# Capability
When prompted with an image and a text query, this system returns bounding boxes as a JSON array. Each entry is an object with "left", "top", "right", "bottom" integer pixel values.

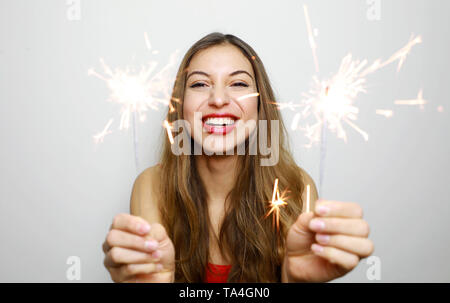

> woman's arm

[
  {"left": 130, "top": 165, "right": 163, "bottom": 224},
  {"left": 102, "top": 165, "right": 176, "bottom": 283}
]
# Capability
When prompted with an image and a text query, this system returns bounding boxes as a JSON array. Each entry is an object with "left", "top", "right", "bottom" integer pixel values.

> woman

[{"left": 102, "top": 33, "right": 374, "bottom": 283}]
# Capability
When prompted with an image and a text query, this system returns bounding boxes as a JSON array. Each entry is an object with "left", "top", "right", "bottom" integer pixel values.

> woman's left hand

[{"left": 283, "top": 200, "right": 374, "bottom": 282}]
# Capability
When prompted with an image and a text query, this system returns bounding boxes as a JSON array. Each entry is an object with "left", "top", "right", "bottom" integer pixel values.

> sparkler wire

[
  {"left": 319, "top": 119, "right": 327, "bottom": 195},
  {"left": 132, "top": 110, "right": 139, "bottom": 174}
]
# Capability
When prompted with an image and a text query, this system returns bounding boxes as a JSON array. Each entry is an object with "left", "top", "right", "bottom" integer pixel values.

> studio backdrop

[{"left": 0, "top": 0, "right": 449, "bottom": 282}]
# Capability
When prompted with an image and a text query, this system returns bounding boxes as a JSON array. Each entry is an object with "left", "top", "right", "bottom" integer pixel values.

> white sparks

[
  {"left": 93, "top": 118, "right": 114, "bottom": 144},
  {"left": 237, "top": 92, "right": 259, "bottom": 101},
  {"left": 375, "top": 109, "right": 394, "bottom": 118},
  {"left": 394, "top": 89, "right": 427, "bottom": 109}
]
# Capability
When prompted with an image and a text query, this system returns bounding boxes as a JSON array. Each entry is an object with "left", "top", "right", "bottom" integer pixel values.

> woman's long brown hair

[{"left": 159, "top": 32, "right": 305, "bottom": 282}]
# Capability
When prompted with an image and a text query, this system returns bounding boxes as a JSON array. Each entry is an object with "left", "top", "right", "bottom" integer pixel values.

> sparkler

[
  {"left": 289, "top": 5, "right": 422, "bottom": 194},
  {"left": 89, "top": 34, "right": 179, "bottom": 173},
  {"left": 305, "top": 184, "right": 311, "bottom": 213},
  {"left": 265, "top": 178, "right": 288, "bottom": 231}
]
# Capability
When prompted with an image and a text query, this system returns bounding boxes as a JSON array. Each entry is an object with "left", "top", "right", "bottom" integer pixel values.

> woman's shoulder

[{"left": 130, "top": 164, "right": 163, "bottom": 224}]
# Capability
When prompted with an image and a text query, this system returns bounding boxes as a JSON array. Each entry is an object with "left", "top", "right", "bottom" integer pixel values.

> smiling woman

[{"left": 102, "top": 32, "right": 373, "bottom": 283}]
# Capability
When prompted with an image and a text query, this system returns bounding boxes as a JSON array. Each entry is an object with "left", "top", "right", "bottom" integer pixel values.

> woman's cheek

[{"left": 240, "top": 98, "right": 259, "bottom": 120}]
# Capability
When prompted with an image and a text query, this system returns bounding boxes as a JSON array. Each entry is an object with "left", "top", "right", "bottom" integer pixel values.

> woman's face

[{"left": 183, "top": 44, "right": 259, "bottom": 154}]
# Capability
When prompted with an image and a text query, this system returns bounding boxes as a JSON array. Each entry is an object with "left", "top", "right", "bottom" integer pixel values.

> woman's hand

[
  {"left": 283, "top": 200, "right": 374, "bottom": 282},
  {"left": 102, "top": 213, "right": 175, "bottom": 283}
]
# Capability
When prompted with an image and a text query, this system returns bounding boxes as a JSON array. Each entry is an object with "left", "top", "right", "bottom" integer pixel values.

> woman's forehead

[{"left": 187, "top": 44, "right": 254, "bottom": 76}]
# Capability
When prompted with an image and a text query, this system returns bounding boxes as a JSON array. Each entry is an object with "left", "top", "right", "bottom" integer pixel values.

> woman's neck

[{"left": 195, "top": 154, "right": 238, "bottom": 206}]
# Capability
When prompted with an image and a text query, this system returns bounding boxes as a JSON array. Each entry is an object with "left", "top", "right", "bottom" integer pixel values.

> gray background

[{"left": 0, "top": 0, "right": 449, "bottom": 282}]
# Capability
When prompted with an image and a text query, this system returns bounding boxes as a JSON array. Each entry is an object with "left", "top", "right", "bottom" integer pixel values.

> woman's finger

[
  {"left": 105, "top": 229, "right": 159, "bottom": 254},
  {"left": 315, "top": 234, "right": 374, "bottom": 257},
  {"left": 309, "top": 217, "right": 370, "bottom": 237},
  {"left": 311, "top": 244, "right": 360, "bottom": 271},
  {"left": 314, "top": 200, "right": 364, "bottom": 219},
  {"left": 110, "top": 213, "right": 151, "bottom": 236},
  {"left": 121, "top": 263, "right": 163, "bottom": 281},
  {"left": 104, "top": 247, "right": 162, "bottom": 268},
  {"left": 102, "top": 240, "right": 110, "bottom": 254},
  {"left": 109, "top": 263, "right": 162, "bottom": 283}
]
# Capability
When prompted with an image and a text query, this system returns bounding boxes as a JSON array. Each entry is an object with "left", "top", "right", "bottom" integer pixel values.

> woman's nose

[{"left": 208, "top": 86, "right": 230, "bottom": 107}]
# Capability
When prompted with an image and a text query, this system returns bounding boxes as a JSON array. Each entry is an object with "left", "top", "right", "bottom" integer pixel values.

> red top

[{"left": 205, "top": 263, "right": 232, "bottom": 283}]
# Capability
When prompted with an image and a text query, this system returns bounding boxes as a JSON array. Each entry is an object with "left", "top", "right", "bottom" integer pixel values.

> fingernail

[
  {"left": 311, "top": 244, "right": 324, "bottom": 253},
  {"left": 152, "top": 250, "right": 162, "bottom": 259},
  {"left": 138, "top": 224, "right": 151, "bottom": 234},
  {"left": 316, "top": 234, "right": 330, "bottom": 244},
  {"left": 316, "top": 205, "right": 330, "bottom": 216},
  {"left": 310, "top": 219, "right": 325, "bottom": 231},
  {"left": 144, "top": 240, "right": 158, "bottom": 251}
]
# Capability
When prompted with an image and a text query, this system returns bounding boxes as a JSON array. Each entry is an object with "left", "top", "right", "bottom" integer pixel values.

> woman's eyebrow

[
  {"left": 186, "top": 71, "right": 210, "bottom": 80},
  {"left": 186, "top": 70, "right": 254, "bottom": 81},
  {"left": 229, "top": 70, "right": 254, "bottom": 80}
]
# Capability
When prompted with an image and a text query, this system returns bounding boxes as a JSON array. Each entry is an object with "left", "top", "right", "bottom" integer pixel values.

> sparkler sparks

[
  {"left": 93, "top": 118, "right": 114, "bottom": 144},
  {"left": 394, "top": 89, "right": 427, "bottom": 109},
  {"left": 303, "top": 4, "right": 319, "bottom": 73},
  {"left": 89, "top": 34, "right": 179, "bottom": 172},
  {"left": 278, "top": 5, "right": 422, "bottom": 194},
  {"left": 237, "top": 92, "right": 260, "bottom": 101},
  {"left": 269, "top": 101, "right": 303, "bottom": 111},
  {"left": 368, "top": 34, "right": 423, "bottom": 74},
  {"left": 297, "top": 6, "right": 422, "bottom": 146},
  {"left": 265, "top": 178, "right": 288, "bottom": 231},
  {"left": 89, "top": 50, "right": 178, "bottom": 132},
  {"left": 375, "top": 109, "right": 394, "bottom": 118}
]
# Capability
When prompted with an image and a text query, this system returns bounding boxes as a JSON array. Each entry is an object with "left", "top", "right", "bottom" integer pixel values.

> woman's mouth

[{"left": 202, "top": 113, "right": 239, "bottom": 135}]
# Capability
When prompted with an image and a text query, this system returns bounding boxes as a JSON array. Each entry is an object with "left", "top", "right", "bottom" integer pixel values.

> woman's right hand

[{"left": 102, "top": 213, "right": 175, "bottom": 283}]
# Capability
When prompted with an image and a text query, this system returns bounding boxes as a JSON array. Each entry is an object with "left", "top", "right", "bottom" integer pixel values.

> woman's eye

[
  {"left": 190, "top": 82, "right": 207, "bottom": 88},
  {"left": 232, "top": 82, "right": 249, "bottom": 87}
]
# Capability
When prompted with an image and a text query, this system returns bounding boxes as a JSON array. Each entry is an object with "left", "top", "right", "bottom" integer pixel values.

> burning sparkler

[
  {"left": 279, "top": 5, "right": 422, "bottom": 194},
  {"left": 266, "top": 178, "right": 288, "bottom": 231},
  {"left": 89, "top": 34, "right": 179, "bottom": 173}
]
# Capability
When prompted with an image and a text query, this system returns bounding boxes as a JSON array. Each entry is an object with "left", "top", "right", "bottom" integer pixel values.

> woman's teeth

[{"left": 204, "top": 117, "right": 236, "bottom": 126}]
